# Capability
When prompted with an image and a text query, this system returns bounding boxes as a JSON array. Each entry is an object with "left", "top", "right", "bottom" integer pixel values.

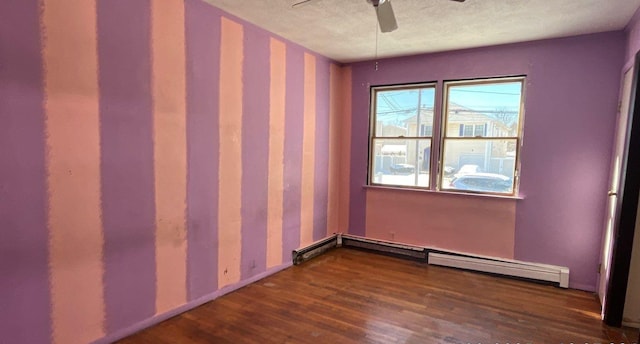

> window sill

[{"left": 363, "top": 184, "right": 525, "bottom": 200}]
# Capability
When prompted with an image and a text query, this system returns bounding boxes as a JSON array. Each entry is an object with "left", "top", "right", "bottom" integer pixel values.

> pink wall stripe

[
  {"left": 218, "top": 17, "right": 243, "bottom": 287},
  {"left": 97, "top": 0, "right": 157, "bottom": 332},
  {"left": 366, "top": 189, "right": 516, "bottom": 259},
  {"left": 313, "top": 59, "right": 330, "bottom": 241},
  {"left": 0, "top": 2, "right": 51, "bottom": 343},
  {"left": 185, "top": 0, "right": 220, "bottom": 299},
  {"left": 151, "top": 0, "right": 188, "bottom": 314},
  {"left": 282, "top": 46, "right": 305, "bottom": 261},
  {"left": 327, "top": 64, "right": 341, "bottom": 235},
  {"left": 338, "top": 67, "right": 352, "bottom": 233},
  {"left": 300, "top": 52, "right": 317, "bottom": 247},
  {"left": 42, "top": 0, "right": 105, "bottom": 342},
  {"left": 267, "top": 38, "right": 287, "bottom": 268},
  {"left": 241, "top": 25, "right": 270, "bottom": 279}
]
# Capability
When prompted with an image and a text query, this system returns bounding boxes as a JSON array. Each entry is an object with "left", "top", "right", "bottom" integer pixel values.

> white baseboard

[{"left": 428, "top": 252, "right": 570, "bottom": 288}]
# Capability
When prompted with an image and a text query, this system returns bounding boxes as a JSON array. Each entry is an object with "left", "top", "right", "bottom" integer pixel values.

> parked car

[
  {"left": 389, "top": 163, "right": 415, "bottom": 174},
  {"left": 449, "top": 173, "right": 513, "bottom": 193},
  {"left": 443, "top": 165, "right": 456, "bottom": 176},
  {"left": 454, "top": 164, "right": 482, "bottom": 178}
]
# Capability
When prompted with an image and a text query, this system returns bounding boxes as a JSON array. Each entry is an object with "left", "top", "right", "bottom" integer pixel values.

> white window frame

[
  {"left": 440, "top": 77, "right": 525, "bottom": 196},
  {"left": 368, "top": 83, "right": 436, "bottom": 189},
  {"left": 368, "top": 76, "right": 526, "bottom": 196}
]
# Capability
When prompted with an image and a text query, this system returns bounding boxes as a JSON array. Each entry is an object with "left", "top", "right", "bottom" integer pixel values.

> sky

[{"left": 375, "top": 81, "right": 522, "bottom": 124}]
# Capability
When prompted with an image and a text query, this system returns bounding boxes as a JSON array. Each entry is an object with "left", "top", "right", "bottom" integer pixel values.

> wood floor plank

[{"left": 118, "top": 248, "right": 639, "bottom": 343}]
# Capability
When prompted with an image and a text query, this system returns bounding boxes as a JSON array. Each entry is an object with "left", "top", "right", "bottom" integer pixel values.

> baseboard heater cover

[
  {"left": 292, "top": 235, "right": 338, "bottom": 265},
  {"left": 340, "top": 234, "right": 427, "bottom": 262},
  {"left": 428, "top": 252, "right": 570, "bottom": 288}
]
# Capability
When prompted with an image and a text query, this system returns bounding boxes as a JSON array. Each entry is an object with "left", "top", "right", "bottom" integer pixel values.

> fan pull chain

[{"left": 375, "top": 13, "right": 379, "bottom": 71}]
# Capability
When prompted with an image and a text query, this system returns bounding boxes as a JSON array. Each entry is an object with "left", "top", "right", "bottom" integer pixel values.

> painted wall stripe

[
  {"left": 313, "top": 59, "right": 330, "bottom": 241},
  {"left": 349, "top": 64, "right": 367, "bottom": 235},
  {"left": 42, "top": 0, "right": 105, "bottom": 342},
  {"left": 282, "top": 46, "right": 305, "bottom": 262},
  {"left": 339, "top": 67, "right": 353, "bottom": 233},
  {"left": 0, "top": 2, "right": 51, "bottom": 343},
  {"left": 300, "top": 52, "right": 317, "bottom": 247},
  {"left": 97, "top": 0, "right": 157, "bottom": 332},
  {"left": 218, "top": 17, "right": 243, "bottom": 288},
  {"left": 185, "top": 0, "right": 220, "bottom": 299},
  {"left": 151, "top": 0, "right": 187, "bottom": 314},
  {"left": 267, "top": 38, "right": 287, "bottom": 268},
  {"left": 241, "top": 26, "right": 270, "bottom": 279},
  {"left": 327, "top": 64, "right": 341, "bottom": 236}
]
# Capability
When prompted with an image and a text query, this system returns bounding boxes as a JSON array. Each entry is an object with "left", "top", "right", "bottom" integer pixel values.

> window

[
  {"left": 368, "top": 77, "right": 525, "bottom": 195},
  {"left": 369, "top": 84, "right": 435, "bottom": 188},
  {"left": 459, "top": 124, "right": 486, "bottom": 137},
  {"left": 442, "top": 78, "right": 524, "bottom": 194},
  {"left": 420, "top": 124, "right": 433, "bottom": 136}
]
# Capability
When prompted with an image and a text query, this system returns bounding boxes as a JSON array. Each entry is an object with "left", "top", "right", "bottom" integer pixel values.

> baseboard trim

[{"left": 91, "top": 262, "right": 292, "bottom": 344}]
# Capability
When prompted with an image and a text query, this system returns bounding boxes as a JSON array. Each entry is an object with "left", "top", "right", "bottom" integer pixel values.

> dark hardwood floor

[{"left": 118, "top": 248, "right": 639, "bottom": 343}]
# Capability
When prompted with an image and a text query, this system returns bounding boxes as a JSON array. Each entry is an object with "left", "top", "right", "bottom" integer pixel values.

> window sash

[
  {"left": 370, "top": 84, "right": 436, "bottom": 139},
  {"left": 369, "top": 138, "right": 433, "bottom": 188},
  {"left": 439, "top": 137, "right": 520, "bottom": 195},
  {"left": 440, "top": 77, "right": 524, "bottom": 195}
]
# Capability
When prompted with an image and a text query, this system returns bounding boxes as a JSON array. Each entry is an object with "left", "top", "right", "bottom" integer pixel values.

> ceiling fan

[{"left": 291, "top": 0, "right": 466, "bottom": 33}]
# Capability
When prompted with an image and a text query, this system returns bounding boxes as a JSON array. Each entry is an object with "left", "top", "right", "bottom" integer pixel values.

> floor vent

[
  {"left": 340, "top": 234, "right": 427, "bottom": 262},
  {"left": 292, "top": 235, "right": 338, "bottom": 265},
  {"left": 428, "top": 252, "right": 570, "bottom": 288}
]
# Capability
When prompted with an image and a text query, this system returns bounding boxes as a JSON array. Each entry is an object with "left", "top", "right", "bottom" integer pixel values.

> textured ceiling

[{"left": 205, "top": 0, "right": 640, "bottom": 63}]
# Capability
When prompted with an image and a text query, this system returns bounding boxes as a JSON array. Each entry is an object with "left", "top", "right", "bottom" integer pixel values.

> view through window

[{"left": 369, "top": 77, "right": 525, "bottom": 195}]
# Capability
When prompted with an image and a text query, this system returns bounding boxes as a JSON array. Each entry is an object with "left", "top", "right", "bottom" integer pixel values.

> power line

[{"left": 450, "top": 89, "right": 521, "bottom": 96}]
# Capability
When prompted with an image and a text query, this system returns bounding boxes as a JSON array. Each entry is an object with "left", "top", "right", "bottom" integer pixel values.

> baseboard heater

[
  {"left": 428, "top": 252, "right": 569, "bottom": 288},
  {"left": 340, "top": 234, "right": 427, "bottom": 262},
  {"left": 292, "top": 235, "right": 338, "bottom": 265},
  {"left": 292, "top": 234, "right": 569, "bottom": 288}
]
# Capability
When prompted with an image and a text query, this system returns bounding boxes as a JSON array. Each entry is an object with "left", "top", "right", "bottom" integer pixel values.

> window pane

[
  {"left": 371, "top": 138, "right": 431, "bottom": 187},
  {"left": 463, "top": 125, "right": 474, "bottom": 137},
  {"left": 374, "top": 87, "right": 435, "bottom": 137},
  {"left": 446, "top": 81, "right": 522, "bottom": 138},
  {"left": 441, "top": 139, "right": 517, "bottom": 194},
  {"left": 420, "top": 124, "right": 433, "bottom": 136}
]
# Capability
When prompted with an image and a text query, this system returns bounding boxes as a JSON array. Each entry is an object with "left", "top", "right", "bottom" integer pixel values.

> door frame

[{"left": 604, "top": 51, "right": 640, "bottom": 326}]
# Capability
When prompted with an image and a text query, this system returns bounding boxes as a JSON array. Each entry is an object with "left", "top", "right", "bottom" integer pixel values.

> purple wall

[
  {"left": 185, "top": 0, "right": 221, "bottom": 300},
  {"left": 241, "top": 23, "right": 270, "bottom": 280},
  {"left": 0, "top": 2, "right": 51, "bottom": 342},
  {"left": 98, "top": 0, "right": 158, "bottom": 331},
  {"left": 348, "top": 32, "right": 625, "bottom": 290}
]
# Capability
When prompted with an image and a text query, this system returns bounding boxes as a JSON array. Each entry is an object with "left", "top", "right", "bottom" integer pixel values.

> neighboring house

[
  {"left": 376, "top": 103, "right": 516, "bottom": 176},
  {"left": 376, "top": 121, "right": 408, "bottom": 137}
]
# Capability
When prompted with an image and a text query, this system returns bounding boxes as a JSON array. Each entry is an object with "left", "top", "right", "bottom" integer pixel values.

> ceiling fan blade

[
  {"left": 376, "top": 0, "right": 398, "bottom": 33},
  {"left": 449, "top": 0, "right": 466, "bottom": 2},
  {"left": 291, "top": 0, "right": 319, "bottom": 8}
]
